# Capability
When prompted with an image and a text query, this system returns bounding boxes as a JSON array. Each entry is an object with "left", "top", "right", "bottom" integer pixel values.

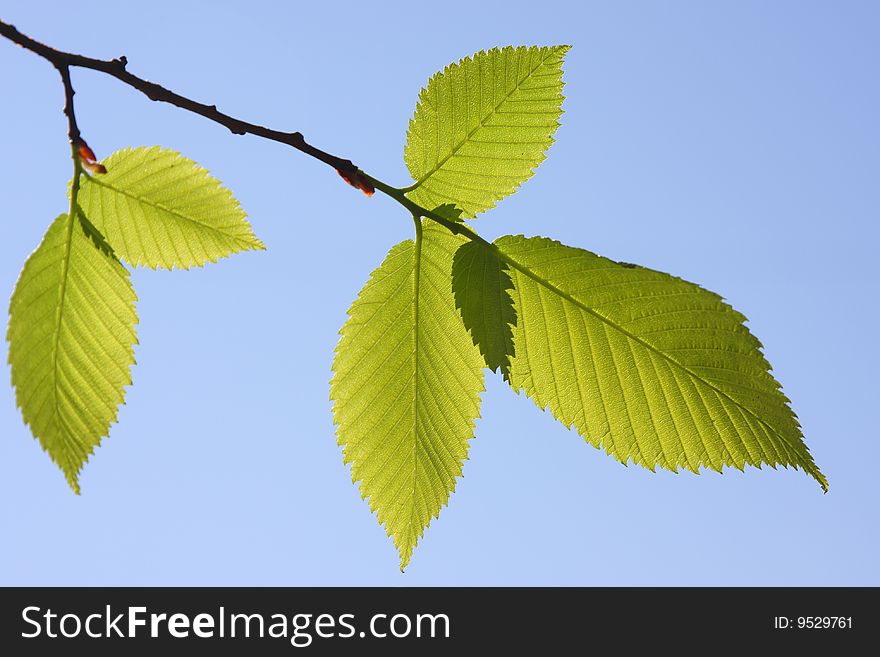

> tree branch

[
  {"left": 0, "top": 19, "right": 361, "bottom": 179},
  {"left": 0, "top": 18, "right": 485, "bottom": 243},
  {"left": 53, "top": 63, "right": 80, "bottom": 144}
]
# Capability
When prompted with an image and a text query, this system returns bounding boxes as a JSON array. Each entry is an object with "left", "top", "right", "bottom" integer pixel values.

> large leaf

[
  {"left": 7, "top": 213, "right": 138, "bottom": 492},
  {"left": 452, "top": 240, "right": 517, "bottom": 375},
  {"left": 404, "top": 45, "right": 568, "bottom": 218},
  {"left": 331, "top": 221, "right": 485, "bottom": 569},
  {"left": 77, "top": 146, "right": 264, "bottom": 270},
  {"left": 494, "top": 234, "right": 826, "bottom": 490}
]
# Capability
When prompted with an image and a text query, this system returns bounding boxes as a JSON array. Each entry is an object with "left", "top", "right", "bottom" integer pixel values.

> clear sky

[{"left": 0, "top": 1, "right": 877, "bottom": 585}]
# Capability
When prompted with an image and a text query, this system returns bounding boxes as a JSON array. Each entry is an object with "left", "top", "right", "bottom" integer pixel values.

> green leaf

[
  {"left": 404, "top": 45, "right": 568, "bottom": 218},
  {"left": 77, "top": 146, "right": 264, "bottom": 270},
  {"left": 331, "top": 221, "right": 485, "bottom": 569},
  {"left": 452, "top": 240, "right": 517, "bottom": 376},
  {"left": 495, "top": 234, "right": 827, "bottom": 491},
  {"left": 7, "top": 213, "right": 138, "bottom": 492},
  {"left": 432, "top": 203, "right": 464, "bottom": 223}
]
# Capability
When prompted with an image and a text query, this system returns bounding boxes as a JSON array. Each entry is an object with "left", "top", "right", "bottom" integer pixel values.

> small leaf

[
  {"left": 432, "top": 203, "right": 464, "bottom": 223},
  {"left": 7, "top": 213, "right": 138, "bottom": 492},
  {"left": 405, "top": 45, "right": 568, "bottom": 218},
  {"left": 77, "top": 146, "right": 264, "bottom": 270},
  {"left": 496, "top": 234, "right": 827, "bottom": 491},
  {"left": 331, "top": 221, "right": 485, "bottom": 569},
  {"left": 452, "top": 240, "right": 517, "bottom": 375}
]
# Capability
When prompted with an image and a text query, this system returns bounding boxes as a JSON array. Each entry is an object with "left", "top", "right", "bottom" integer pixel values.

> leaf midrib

[
  {"left": 405, "top": 219, "right": 423, "bottom": 566},
  {"left": 496, "top": 244, "right": 825, "bottom": 487},
  {"left": 409, "top": 48, "right": 559, "bottom": 190},
  {"left": 85, "top": 176, "right": 257, "bottom": 247},
  {"left": 50, "top": 214, "right": 76, "bottom": 452}
]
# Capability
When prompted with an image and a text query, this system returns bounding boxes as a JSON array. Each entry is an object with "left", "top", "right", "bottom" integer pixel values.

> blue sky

[{"left": 0, "top": 1, "right": 877, "bottom": 585}]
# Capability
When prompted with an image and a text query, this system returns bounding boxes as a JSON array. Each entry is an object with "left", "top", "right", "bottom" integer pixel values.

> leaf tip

[
  {"left": 65, "top": 470, "right": 82, "bottom": 495},
  {"left": 398, "top": 548, "right": 413, "bottom": 572},
  {"left": 813, "top": 468, "right": 829, "bottom": 494}
]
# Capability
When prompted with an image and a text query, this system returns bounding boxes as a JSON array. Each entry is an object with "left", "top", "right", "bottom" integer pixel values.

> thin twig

[
  {"left": 53, "top": 63, "right": 79, "bottom": 144},
  {"left": 0, "top": 18, "right": 483, "bottom": 242},
  {"left": 0, "top": 19, "right": 359, "bottom": 178}
]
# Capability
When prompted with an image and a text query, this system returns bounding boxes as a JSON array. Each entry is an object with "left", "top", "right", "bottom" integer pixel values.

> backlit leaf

[
  {"left": 405, "top": 46, "right": 568, "bottom": 218},
  {"left": 495, "top": 234, "right": 826, "bottom": 491},
  {"left": 331, "top": 221, "right": 485, "bottom": 569},
  {"left": 77, "top": 146, "right": 264, "bottom": 270},
  {"left": 8, "top": 213, "right": 138, "bottom": 492}
]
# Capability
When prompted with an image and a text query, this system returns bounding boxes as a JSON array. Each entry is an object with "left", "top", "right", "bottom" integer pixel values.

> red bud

[
  {"left": 82, "top": 160, "right": 108, "bottom": 175},
  {"left": 75, "top": 139, "right": 107, "bottom": 174},
  {"left": 77, "top": 142, "right": 97, "bottom": 163},
  {"left": 336, "top": 168, "right": 375, "bottom": 197}
]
